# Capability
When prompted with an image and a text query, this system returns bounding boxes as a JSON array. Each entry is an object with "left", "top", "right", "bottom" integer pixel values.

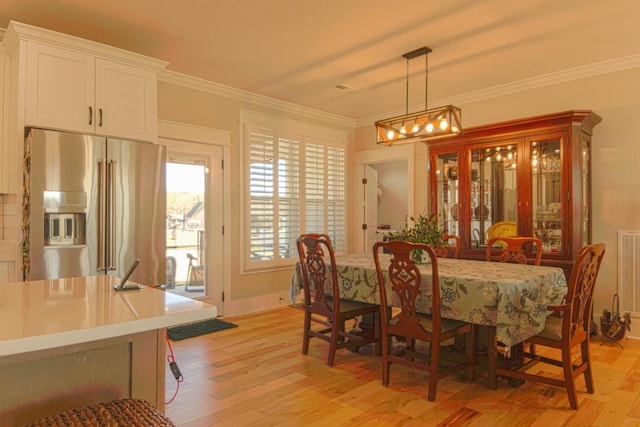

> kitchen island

[{"left": 0, "top": 275, "right": 217, "bottom": 426}]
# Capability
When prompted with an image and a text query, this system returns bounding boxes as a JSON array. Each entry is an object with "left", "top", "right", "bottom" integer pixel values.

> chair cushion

[
  {"left": 390, "top": 313, "right": 468, "bottom": 333},
  {"left": 340, "top": 298, "right": 379, "bottom": 313},
  {"left": 535, "top": 314, "right": 563, "bottom": 341}
]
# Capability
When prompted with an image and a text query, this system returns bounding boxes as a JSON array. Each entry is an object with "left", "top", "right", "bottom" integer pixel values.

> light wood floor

[{"left": 165, "top": 306, "right": 640, "bottom": 426}]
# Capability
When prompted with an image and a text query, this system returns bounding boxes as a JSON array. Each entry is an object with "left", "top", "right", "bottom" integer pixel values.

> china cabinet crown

[{"left": 429, "top": 110, "right": 601, "bottom": 277}]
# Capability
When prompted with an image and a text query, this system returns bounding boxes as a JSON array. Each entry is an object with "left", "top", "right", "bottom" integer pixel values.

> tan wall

[
  {"left": 158, "top": 80, "right": 354, "bottom": 303},
  {"left": 354, "top": 67, "right": 640, "bottom": 315},
  {"left": 157, "top": 67, "right": 639, "bottom": 314}
]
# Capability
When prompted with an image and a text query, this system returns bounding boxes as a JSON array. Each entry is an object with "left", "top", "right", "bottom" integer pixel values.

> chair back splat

[
  {"left": 296, "top": 233, "right": 380, "bottom": 366},
  {"left": 433, "top": 234, "right": 461, "bottom": 259},
  {"left": 486, "top": 236, "right": 543, "bottom": 266},
  {"left": 490, "top": 243, "right": 606, "bottom": 409},
  {"left": 373, "top": 240, "right": 474, "bottom": 401}
]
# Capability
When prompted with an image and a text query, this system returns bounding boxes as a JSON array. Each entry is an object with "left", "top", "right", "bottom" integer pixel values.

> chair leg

[
  {"left": 302, "top": 313, "right": 311, "bottom": 355},
  {"left": 582, "top": 340, "right": 595, "bottom": 393},
  {"left": 382, "top": 334, "right": 391, "bottom": 386},
  {"left": 428, "top": 342, "right": 441, "bottom": 401},
  {"left": 328, "top": 318, "right": 341, "bottom": 366},
  {"left": 562, "top": 346, "right": 579, "bottom": 410},
  {"left": 465, "top": 327, "right": 475, "bottom": 382},
  {"left": 487, "top": 326, "right": 498, "bottom": 390},
  {"left": 374, "top": 312, "right": 382, "bottom": 356}
]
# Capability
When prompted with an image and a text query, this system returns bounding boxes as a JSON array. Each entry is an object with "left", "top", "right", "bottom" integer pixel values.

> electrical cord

[{"left": 165, "top": 330, "right": 183, "bottom": 405}]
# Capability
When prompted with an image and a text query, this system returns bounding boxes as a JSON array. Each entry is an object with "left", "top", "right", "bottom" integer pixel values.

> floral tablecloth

[{"left": 290, "top": 254, "right": 568, "bottom": 348}]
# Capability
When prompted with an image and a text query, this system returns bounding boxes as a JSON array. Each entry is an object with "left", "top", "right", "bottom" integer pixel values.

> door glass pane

[
  {"left": 166, "top": 161, "right": 206, "bottom": 297},
  {"left": 531, "top": 138, "right": 562, "bottom": 253},
  {"left": 471, "top": 144, "right": 518, "bottom": 247},
  {"left": 436, "top": 152, "right": 459, "bottom": 236}
]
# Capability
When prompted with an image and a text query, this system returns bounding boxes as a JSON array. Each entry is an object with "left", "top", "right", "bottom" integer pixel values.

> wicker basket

[
  {"left": 22, "top": 398, "right": 176, "bottom": 427},
  {"left": 600, "top": 294, "right": 631, "bottom": 344}
]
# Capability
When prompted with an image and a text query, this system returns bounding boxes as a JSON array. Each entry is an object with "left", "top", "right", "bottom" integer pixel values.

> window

[{"left": 243, "top": 114, "right": 347, "bottom": 271}]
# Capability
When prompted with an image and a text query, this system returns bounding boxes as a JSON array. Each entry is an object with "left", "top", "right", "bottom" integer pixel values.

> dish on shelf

[
  {"left": 447, "top": 166, "right": 458, "bottom": 180},
  {"left": 474, "top": 205, "right": 490, "bottom": 220},
  {"left": 450, "top": 204, "right": 459, "bottom": 221}
]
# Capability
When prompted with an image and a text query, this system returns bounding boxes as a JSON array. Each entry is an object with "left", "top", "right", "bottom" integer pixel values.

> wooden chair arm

[{"left": 547, "top": 304, "right": 571, "bottom": 316}]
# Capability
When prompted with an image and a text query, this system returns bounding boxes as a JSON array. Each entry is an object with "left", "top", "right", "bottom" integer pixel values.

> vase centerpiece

[{"left": 387, "top": 211, "right": 446, "bottom": 263}]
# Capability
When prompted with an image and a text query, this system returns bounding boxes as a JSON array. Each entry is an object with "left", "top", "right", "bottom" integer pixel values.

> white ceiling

[{"left": 1, "top": 0, "right": 639, "bottom": 122}]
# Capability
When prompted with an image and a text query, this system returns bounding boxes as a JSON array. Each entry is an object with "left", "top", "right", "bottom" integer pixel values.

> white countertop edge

[{"left": 0, "top": 305, "right": 218, "bottom": 357}]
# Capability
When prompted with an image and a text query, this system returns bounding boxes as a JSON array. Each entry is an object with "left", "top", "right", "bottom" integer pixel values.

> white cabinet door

[
  {"left": 25, "top": 43, "right": 157, "bottom": 141},
  {"left": 95, "top": 59, "right": 157, "bottom": 141},
  {"left": 25, "top": 43, "right": 95, "bottom": 133}
]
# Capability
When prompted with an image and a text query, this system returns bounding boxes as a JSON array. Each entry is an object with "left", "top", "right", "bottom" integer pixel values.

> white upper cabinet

[
  {"left": 25, "top": 43, "right": 95, "bottom": 134},
  {"left": 95, "top": 59, "right": 157, "bottom": 140},
  {"left": 25, "top": 42, "right": 158, "bottom": 141},
  {"left": 4, "top": 21, "right": 168, "bottom": 142}
]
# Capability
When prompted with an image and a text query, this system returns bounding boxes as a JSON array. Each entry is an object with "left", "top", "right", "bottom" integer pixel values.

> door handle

[
  {"left": 99, "top": 108, "right": 103, "bottom": 127},
  {"left": 97, "top": 159, "right": 107, "bottom": 272},
  {"left": 107, "top": 160, "right": 116, "bottom": 271},
  {"left": 89, "top": 106, "right": 93, "bottom": 125}
]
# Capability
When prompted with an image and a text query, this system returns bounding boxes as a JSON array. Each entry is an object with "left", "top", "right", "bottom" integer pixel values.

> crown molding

[
  {"left": 159, "top": 69, "right": 356, "bottom": 129},
  {"left": 357, "top": 54, "right": 640, "bottom": 128}
]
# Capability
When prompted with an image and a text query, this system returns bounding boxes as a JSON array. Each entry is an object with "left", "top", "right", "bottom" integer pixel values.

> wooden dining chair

[
  {"left": 433, "top": 234, "right": 461, "bottom": 259},
  {"left": 488, "top": 243, "right": 606, "bottom": 409},
  {"left": 296, "top": 233, "right": 380, "bottom": 366},
  {"left": 372, "top": 240, "right": 475, "bottom": 401},
  {"left": 486, "top": 236, "right": 543, "bottom": 265}
]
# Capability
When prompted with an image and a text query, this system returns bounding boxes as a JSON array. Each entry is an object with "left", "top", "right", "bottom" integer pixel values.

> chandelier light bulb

[
  {"left": 426, "top": 123, "right": 434, "bottom": 133},
  {"left": 400, "top": 126, "right": 407, "bottom": 135},
  {"left": 439, "top": 120, "right": 448, "bottom": 130},
  {"left": 387, "top": 130, "right": 395, "bottom": 139},
  {"left": 411, "top": 123, "right": 419, "bottom": 133}
]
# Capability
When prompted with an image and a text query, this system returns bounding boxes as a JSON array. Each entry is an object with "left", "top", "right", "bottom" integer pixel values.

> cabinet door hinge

[
  {"left": 362, "top": 224, "right": 367, "bottom": 230},
  {"left": 222, "top": 225, "right": 225, "bottom": 235},
  {"left": 222, "top": 291, "right": 225, "bottom": 302},
  {"left": 362, "top": 178, "right": 367, "bottom": 185},
  {"left": 222, "top": 159, "right": 224, "bottom": 169}
]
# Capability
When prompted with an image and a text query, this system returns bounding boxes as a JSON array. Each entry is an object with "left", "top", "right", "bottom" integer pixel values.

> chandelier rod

[{"left": 401, "top": 46, "right": 432, "bottom": 114}]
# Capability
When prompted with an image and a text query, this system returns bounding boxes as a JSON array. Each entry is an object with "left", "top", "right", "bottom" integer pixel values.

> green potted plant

[{"left": 388, "top": 211, "right": 446, "bottom": 263}]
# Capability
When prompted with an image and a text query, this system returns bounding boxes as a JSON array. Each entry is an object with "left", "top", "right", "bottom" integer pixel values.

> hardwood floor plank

[{"left": 164, "top": 306, "right": 640, "bottom": 426}]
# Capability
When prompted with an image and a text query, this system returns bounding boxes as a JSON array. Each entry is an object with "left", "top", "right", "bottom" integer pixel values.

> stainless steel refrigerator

[{"left": 24, "top": 127, "right": 166, "bottom": 285}]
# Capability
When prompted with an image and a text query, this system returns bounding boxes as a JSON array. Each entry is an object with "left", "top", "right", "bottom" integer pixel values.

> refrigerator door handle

[
  {"left": 97, "top": 159, "right": 107, "bottom": 272},
  {"left": 108, "top": 160, "right": 117, "bottom": 271}
]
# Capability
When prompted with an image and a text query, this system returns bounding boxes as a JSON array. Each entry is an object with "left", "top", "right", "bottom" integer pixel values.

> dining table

[{"left": 289, "top": 253, "right": 568, "bottom": 349}]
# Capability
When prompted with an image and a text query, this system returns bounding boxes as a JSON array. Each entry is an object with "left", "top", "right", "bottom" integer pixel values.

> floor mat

[{"left": 167, "top": 318, "right": 238, "bottom": 341}]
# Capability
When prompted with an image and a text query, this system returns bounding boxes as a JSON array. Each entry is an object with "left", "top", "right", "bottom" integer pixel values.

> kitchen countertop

[{"left": 0, "top": 275, "right": 217, "bottom": 356}]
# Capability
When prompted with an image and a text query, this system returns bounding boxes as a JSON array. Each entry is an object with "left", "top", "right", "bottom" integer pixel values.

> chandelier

[{"left": 375, "top": 47, "right": 462, "bottom": 145}]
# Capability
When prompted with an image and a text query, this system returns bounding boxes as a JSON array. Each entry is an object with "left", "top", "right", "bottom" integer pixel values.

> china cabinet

[{"left": 429, "top": 111, "right": 601, "bottom": 277}]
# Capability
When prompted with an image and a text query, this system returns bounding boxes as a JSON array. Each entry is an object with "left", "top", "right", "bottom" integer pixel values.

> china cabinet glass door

[
  {"left": 531, "top": 137, "right": 562, "bottom": 254},
  {"left": 435, "top": 152, "right": 459, "bottom": 236},
  {"left": 580, "top": 136, "right": 591, "bottom": 248},
  {"left": 470, "top": 142, "right": 519, "bottom": 248}
]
